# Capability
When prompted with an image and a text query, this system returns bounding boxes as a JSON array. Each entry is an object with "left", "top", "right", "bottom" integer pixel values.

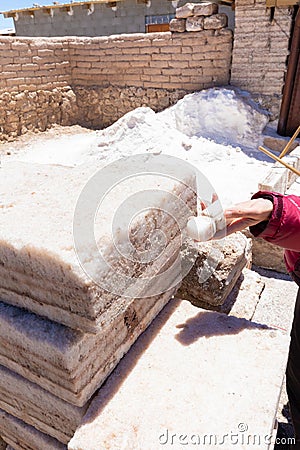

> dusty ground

[{"left": 0, "top": 125, "right": 94, "bottom": 159}]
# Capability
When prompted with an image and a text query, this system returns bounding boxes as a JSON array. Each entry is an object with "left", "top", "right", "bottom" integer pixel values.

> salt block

[
  {"left": 0, "top": 365, "right": 87, "bottom": 444},
  {"left": 175, "top": 2, "right": 195, "bottom": 18},
  {"left": 288, "top": 177, "right": 300, "bottom": 196},
  {"left": 0, "top": 436, "right": 6, "bottom": 450},
  {"left": 204, "top": 13, "right": 228, "bottom": 29},
  {"left": 186, "top": 16, "right": 204, "bottom": 32},
  {"left": 169, "top": 18, "right": 186, "bottom": 33},
  {"left": 220, "top": 268, "right": 265, "bottom": 319},
  {"left": 243, "top": 229, "right": 286, "bottom": 273},
  {"left": 0, "top": 288, "right": 174, "bottom": 407},
  {"left": 0, "top": 159, "right": 196, "bottom": 332},
  {"left": 258, "top": 164, "right": 288, "bottom": 194},
  {"left": 69, "top": 299, "right": 289, "bottom": 450},
  {"left": 0, "top": 409, "right": 66, "bottom": 450},
  {"left": 194, "top": 1, "right": 218, "bottom": 16},
  {"left": 178, "top": 232, "right": 252, "bottom": 307},
  {"left": 252, "top": 269, "right": 298, "bottom": 334},
  {"left": 286, "top": 146, "right": 300, "bottom": 187},
  {"left": 259, "top": 147, "right": 300, "bottom": 192}
]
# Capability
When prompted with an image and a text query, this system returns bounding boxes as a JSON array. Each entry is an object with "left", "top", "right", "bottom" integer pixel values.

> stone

[
  {"left": 186, "top": 16, "right": 204, "bottom": 32},
  {"left": 0, "top": 157, "right": 196, "bottom": 333},
  {"left": 175, "top": 3, "right": 195, "bottom": 18},
  {"left": 204, "top": 13, "right": 228, "bottom": 30},
  {"left": 178, "top": 232, "right": 252, "bottom": 307},
  {"left": 69, "top": 298, "right": 289, "bottom": 450},
  {"left": 263, "top": 136, "right": 299, "bottom": 154},
  {"left": 169, "top": 18, "right": 186, "bottom": 33},
  {"left": 243, "top": 229, "right": 286, "bottom": 274},
  {"left": 0, "top": 288, "right": 175, "bottom": 407},
  {"left": 194, "top": 1, "right": 218, "bottom": 16},
  {"left": 0, "top": 88, "right": 79, "bottom": 142},
  {"left": 0, "top": 365, "right": 87, "bottom": 444},
  {"left": 0, "top": 409, "right": 66, "bottom": 450}
]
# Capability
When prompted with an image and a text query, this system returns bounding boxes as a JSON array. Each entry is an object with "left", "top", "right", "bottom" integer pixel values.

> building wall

[
  {"left": 14, "top": 0, "right": 182, "bottom": 37},
  {"left": 0, "top": 37, "right": 78, "bottom": 140},
  {"left": 231, "top": 0, "right": 293, "bottom": 116},
  {"left": 70, "top": 31, "right": 232, "bottom": 127},
  {"left": 0, "top": 29, "right": 232, "bottom": 140}
]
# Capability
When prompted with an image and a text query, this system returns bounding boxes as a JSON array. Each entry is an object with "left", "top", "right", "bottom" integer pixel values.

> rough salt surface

[{"left": 0, "top": 409, "right": 65, "bottom": 450}]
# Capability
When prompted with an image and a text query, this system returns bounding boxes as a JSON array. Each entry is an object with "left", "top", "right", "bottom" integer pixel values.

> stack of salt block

[
  {"left": 0, "top": 158, "right": 197, "bottom": 449},
  {"left": 170, "top": 1, "right": 228, "bottom": 33}
]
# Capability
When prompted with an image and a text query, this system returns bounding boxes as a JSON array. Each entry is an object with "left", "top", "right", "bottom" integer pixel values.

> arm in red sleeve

[{"left": 249, "top": 191, "right": 300, "bottom": 252}]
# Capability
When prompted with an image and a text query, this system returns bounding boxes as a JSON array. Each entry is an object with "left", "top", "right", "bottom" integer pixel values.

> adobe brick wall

[
  {"left": 231, "top": 0, "right": 293, "bottom": 117},
  {"left": 0, "top": 37, "right": 78, "bottom": 140},
  {"left": 0, "top": 30, "right": 232, "bottom": 140},
  {"left": 70, "top": 31, "right": 232, "bottom": 128},
  {"left": 70, "top": 32, "right": 232, "bottom": 91}
]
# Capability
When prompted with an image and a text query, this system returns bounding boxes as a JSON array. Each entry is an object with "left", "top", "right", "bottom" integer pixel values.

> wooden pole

[{"left": 258, "top": 146, "right": 300, "bottom": 177}]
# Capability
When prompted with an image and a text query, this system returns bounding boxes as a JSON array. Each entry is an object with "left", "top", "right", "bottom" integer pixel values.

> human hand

[{"left": 212, "top": 198, "right": 274, "bottom": 238}]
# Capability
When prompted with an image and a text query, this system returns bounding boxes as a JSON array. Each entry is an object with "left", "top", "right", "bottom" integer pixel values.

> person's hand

[{"left": 212, "top": 198, "right": 274, "bottom": 239}]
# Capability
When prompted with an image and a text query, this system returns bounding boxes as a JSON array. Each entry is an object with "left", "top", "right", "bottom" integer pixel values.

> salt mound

[
  {"left": 94, "top": 107, "right": 190, "bottom": 161},
  {"left": 159, "top": 88, "right": 269, "bottom": 149}
]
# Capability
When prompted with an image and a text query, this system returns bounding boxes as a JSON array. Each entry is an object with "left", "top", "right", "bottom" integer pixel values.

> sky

[{"left": 0, "top": 0, "right": 74, "bottom": 30}]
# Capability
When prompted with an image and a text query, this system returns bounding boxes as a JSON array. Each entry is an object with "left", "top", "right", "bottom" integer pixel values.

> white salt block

[{"left": 186, "top": 215, "right": 216, "bottom": 241}]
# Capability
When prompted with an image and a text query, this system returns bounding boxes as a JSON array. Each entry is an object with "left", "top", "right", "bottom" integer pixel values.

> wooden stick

[
  {"left": 258, "top": 145, "right": 300, "bottom": 177},
  {"left": 279, "top": 125, "right": 300, "bottom": 159}
]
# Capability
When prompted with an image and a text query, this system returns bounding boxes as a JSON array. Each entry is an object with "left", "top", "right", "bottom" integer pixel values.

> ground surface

[{"left": 0, "top": 125, "right": 94, "bottom": 159}]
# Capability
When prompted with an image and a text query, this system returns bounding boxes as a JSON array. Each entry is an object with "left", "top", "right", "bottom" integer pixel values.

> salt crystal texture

[
  {"left": 0, "top": 409, "right": 65, "bottom": 450},
  {"left": 0, "top": 159, "right": 194, "bottom": 333}
]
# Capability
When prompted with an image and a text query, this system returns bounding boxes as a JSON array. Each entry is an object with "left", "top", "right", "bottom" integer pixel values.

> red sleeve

[{"left": 249, "top": 191, "right": 300, "bottom": 252}]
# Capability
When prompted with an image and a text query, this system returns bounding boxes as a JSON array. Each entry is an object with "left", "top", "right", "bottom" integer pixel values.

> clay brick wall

[
  {"left": 0, "top": 37, "right": 78, "bottom": 140},
  {"left": 70, "top": 31, "right": 232, "bottom": 91},
  {"left": 0, "top": 38, "right": 71, "bottom": 91},
  {"left": 231, "top": 0, "right": 293, "bottom": 116},
  {"left": 69, "top": 31, "right": 232, "bottom": 127},
  {"left": 0, "top": 30, "right": 232, "bottom": 140}
]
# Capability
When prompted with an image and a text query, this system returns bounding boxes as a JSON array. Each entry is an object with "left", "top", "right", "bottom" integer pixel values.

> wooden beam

[{"left": 1, "top": 0, "right": 122, "bottom": 17}]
